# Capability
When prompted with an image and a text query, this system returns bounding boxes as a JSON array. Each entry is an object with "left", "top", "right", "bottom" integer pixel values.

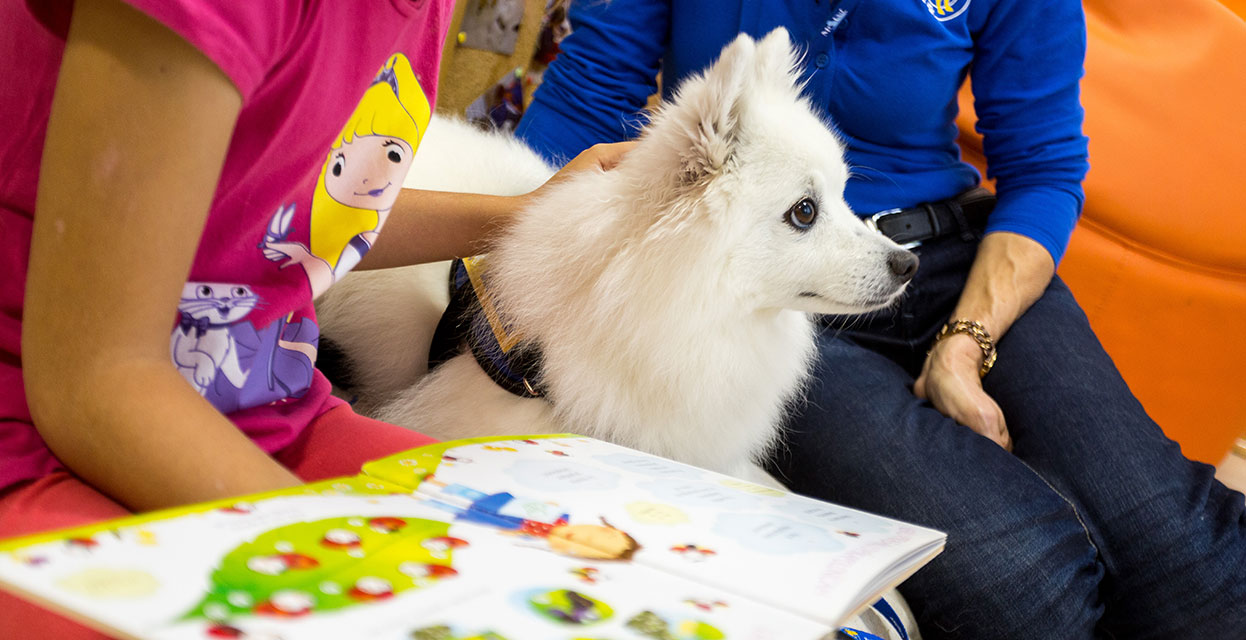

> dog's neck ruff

[{"left": 428, "top": 257, "right": 545, "bottom": 398}]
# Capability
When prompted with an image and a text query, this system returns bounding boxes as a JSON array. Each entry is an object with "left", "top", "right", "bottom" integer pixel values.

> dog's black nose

[{"left": 888, "top": 250, "right": 919, "bottom": 281}]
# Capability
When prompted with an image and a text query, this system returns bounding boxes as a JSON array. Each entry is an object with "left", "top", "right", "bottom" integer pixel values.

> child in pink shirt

[{"left": 0, "top": 1, "right": 629, "bottom": 636}]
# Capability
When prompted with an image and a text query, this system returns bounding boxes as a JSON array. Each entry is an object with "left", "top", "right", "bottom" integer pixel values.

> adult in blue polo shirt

[{"left": 516, "top": 1, "right": 1246, "bottom": 638}]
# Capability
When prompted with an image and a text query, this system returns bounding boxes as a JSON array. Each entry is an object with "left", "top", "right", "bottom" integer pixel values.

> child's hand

[
  {"left": 561, "top": 140, "right": 638, "bottom": 175},
  {"left": 531, "top": 140, "right": 638, "bottom": 197},
  {"left": 359, "top": 141, "right": 638, "bottom": 269},
  {"left": 502, "top": 140, "right": 635, "bottom": 222}
]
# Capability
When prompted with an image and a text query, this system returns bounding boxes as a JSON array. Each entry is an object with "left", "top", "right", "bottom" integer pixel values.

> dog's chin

[{"left": 792, "top": 286, "right": 908, "bottom": 315}]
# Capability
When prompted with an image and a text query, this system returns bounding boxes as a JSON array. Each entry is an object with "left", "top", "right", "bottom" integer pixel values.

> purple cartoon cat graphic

[
  {"left": 171, "top": 282, "right": 318, "bottom": 414},
  {"left": 171, "top": 283, "right": 256, "bottom": 393}
]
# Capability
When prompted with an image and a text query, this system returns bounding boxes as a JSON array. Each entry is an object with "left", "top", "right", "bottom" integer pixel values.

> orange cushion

[{"left": 957, "top": 1, "right": 1246, "bottom": 463}]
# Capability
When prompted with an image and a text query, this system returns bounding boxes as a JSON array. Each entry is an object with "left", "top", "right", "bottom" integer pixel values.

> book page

[
  {"left": 0, "top": 477, "right": 419, "bottom": 639},
  {"left": 0, "top": 474, "right": 834, "bottom": 639},
  {"left": 364, "top": 435, "right": 946, "bottom": 627}
]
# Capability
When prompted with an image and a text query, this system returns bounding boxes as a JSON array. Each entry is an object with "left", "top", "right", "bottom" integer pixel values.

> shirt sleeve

[
  {"left": 969, "top": 0, "right": 1091, "bottom": 264},
  {"left": 514, "top": 0, "right": 672, "bottom": 165},
  {"left": 26, "top": 0, "right": 303, "bottom": 102}
]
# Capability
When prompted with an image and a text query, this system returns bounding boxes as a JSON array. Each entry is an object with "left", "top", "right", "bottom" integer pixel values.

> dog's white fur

[
  {"left": 320, "top": 29, "right": 915, "bottom": 486},
  {"left": 318, "top": 29, "right": 921, "bottom": 637}
]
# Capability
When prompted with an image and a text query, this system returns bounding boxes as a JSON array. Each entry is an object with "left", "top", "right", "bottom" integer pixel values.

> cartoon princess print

[{"left": 261, "top": 53, "right": 431, "bottom": 299}]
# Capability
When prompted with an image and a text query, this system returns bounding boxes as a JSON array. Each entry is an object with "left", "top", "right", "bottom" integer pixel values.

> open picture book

[{"left": 0, "top": 434, "right": 945, "bottom": 640}]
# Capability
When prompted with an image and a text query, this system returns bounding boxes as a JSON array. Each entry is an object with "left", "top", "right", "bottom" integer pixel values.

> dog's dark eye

[{"left": 785, "top": 197, "right": 818, "bottom": 231}]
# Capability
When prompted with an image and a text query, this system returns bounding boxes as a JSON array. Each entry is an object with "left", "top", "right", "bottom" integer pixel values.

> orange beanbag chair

[{"left": 957, "top": 0, "right": 1246, "bottom": 464}]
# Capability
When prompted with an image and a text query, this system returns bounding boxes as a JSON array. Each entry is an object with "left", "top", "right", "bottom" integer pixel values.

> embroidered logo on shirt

[{"left": 922, "top": 0, "right": 970, "bottom": 21}]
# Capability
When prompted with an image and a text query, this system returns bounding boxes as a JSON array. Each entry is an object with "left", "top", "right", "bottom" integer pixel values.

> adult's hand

[
  {"left": 912, "top": 231, "right": 1056, "bottom": 450},
  {"left": 914, "top": 333, "right": 1011, "bottom": 450}
]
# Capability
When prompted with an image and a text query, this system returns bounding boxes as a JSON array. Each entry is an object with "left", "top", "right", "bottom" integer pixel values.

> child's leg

[
  {"left": 274, "top": 404, "right": 438, "bottom": 482},
  {"left": 0, "top": 472, "right": 130, "bottom": 640}
]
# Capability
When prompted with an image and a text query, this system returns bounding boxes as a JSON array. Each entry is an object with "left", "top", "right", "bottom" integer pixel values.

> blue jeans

[{"left": 767, "top": 232, "right": 1246, "bottom": 639}]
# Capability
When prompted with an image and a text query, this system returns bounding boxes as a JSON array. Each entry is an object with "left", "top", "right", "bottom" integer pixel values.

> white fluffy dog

[
  {"left": 319, "top": 29, "right": 918, "bottom": 485},
  {"left": 318, "top": 28, "right": 922, "bottom": 638}
]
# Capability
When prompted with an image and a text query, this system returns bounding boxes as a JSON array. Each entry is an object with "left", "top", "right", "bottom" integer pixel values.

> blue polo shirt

[{"left": 515, "top": 0, "right": 1090, "bottom": 262}]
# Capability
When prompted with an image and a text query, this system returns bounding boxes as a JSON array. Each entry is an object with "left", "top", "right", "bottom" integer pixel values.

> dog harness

[{"left": 428, "top": 256, "right": 546, "bottom": 398}]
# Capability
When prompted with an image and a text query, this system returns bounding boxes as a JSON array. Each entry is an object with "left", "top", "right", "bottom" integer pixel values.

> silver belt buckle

[{"left": 864, "top": 208, "right": 922, "bottom": 249}]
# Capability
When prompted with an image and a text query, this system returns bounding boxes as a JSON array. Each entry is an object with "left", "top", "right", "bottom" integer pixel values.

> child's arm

[
  {"left": 357, "top": 143, "right": 636, "bottom": 269},
  {"left": 22, "top": 0, "right": 301, "bottom": 511}
]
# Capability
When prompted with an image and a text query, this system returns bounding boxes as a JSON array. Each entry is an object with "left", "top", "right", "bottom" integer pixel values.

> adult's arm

[
  {"left": 969, "top": 0, "right": 1090, "bottom": 265},
  {"left": 514, "top": 0, "right": 671, "bottom": 164},
  {"left": 914, "top": 232, "right": 1053, "bottom": 450},
  {"left": 23, "top": 0, "right": 301, "bottom": 511},
  {"left": 914, "top": 0, "right": 1090, "bottom": 448}
]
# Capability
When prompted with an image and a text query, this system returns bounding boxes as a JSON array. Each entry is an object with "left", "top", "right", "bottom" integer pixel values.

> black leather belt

[{"left": 864, "top": 188, "right": 996, "bottom": 247}]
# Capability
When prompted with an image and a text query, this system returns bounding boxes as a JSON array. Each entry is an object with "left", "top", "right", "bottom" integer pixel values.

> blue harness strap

[{"left": 428, "top": 258, "right": 545, "bottom": 398}]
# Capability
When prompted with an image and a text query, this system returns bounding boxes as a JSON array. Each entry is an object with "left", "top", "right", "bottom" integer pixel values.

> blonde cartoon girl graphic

[{"left": 262, "top": 53, "right": 431, "bottom": 299}]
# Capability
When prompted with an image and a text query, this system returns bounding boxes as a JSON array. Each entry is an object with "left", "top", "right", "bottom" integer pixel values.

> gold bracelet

[{"left": 933, "top": 319, "right": 997, "bottom": 378}]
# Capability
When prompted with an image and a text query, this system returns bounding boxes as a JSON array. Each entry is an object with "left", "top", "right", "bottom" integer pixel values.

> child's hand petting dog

[
  {"left": 563, "top": 140, "right": 638, "bottom": 173},
  {"left": 530, "top": 141, "right": 638, "bottom": 195}
]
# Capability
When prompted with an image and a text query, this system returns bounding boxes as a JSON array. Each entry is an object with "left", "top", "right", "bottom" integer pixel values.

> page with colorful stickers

[
  {"left": 0, "top": 438, "right": 877, "bottom": 640},
  {"left": 362, "top": 435, "right": 946, "bottom": 629}
]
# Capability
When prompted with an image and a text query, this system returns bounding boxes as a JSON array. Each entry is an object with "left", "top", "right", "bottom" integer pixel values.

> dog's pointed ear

[
  {"left": 662, "top": 32, "right": 757, "bottom": 183},
  {"left": 753, "top": 28, "right": 803, "bottom": 96}
]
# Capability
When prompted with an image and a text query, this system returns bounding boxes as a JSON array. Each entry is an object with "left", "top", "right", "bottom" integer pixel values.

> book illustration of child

[
  {"left": 421, "top": 476, "right": 639, "bottom": 560},
  {"left": 545, "top": 520, "right": 639, "bottom": 561},
  {"left": 182, "top": 515, "right": 463, "bottom": 627},
  {"left": 261, "top": 53, "right": 431, "bottom": 300}
]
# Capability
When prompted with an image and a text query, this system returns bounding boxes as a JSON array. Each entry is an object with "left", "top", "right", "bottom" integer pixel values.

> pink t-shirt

[{"left": 0, "top": 0, "right": 453, "bottom": 491}]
